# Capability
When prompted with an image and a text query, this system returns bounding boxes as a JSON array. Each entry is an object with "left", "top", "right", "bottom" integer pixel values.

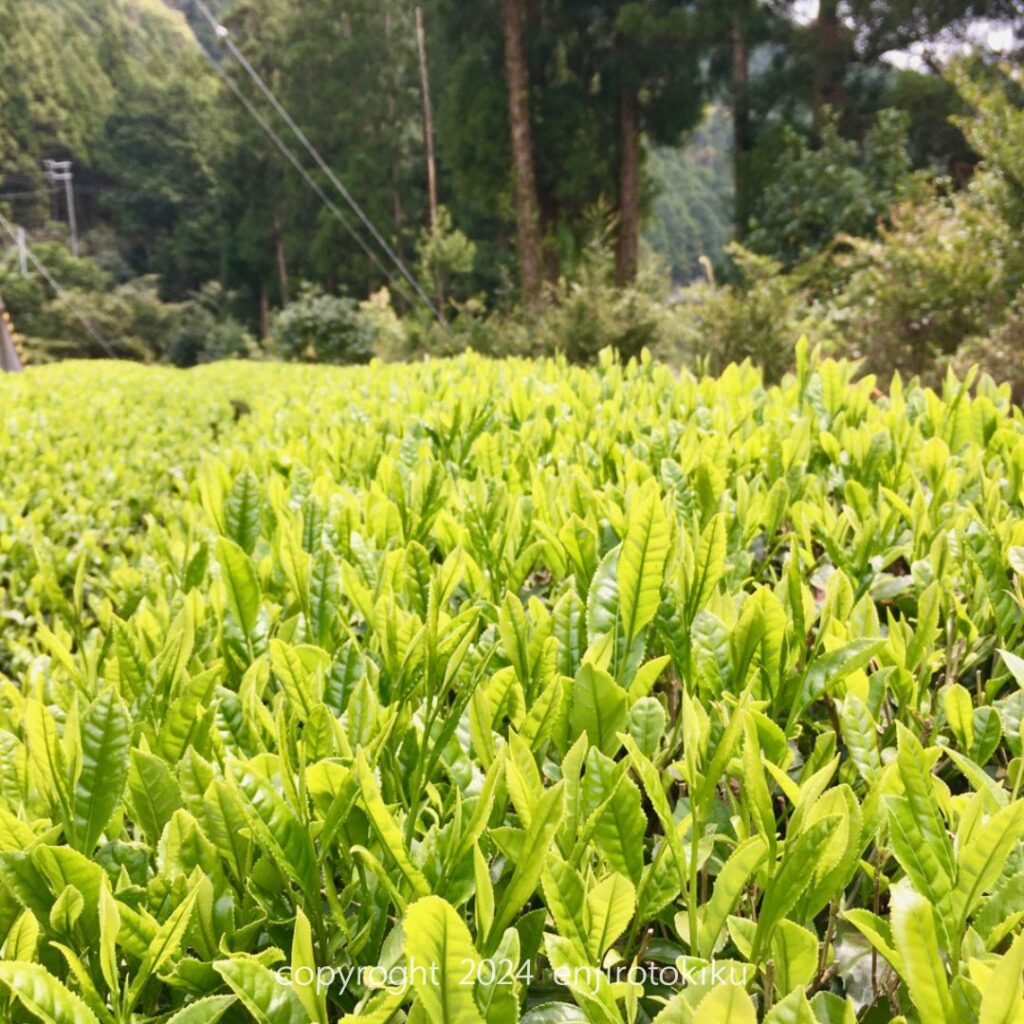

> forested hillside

[{"left": 1, "top": 0, "right": 218, "bottom": 285}]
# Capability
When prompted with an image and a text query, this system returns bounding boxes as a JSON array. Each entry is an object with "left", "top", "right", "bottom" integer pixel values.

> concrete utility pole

[
  {"left": 43, "top": 160, "right": 79, "bottom": 257},
  {"left": 0, "top": 295, "right": 24, "bottom": 372},
  {"left": 0, "top": 227, "right": 27, "bottom": 275}
]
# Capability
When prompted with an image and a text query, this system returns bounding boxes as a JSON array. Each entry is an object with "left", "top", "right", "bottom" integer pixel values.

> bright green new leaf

[
  {"left": 584, "top": 872, "right": 635, "bottom": 959},
  {"left": 618, "top": 482, "right": 670, "bottom": 645},
  {"left": 692, "top": 983, "right": 757, "bottom": 1024},
  {"left": 215, "top": 956, "right": 309, "bottom": 1024},
  {"left": 0, "top": 961, "right": 101, "bottom": 1024},
  {"left": 165, "top": 995, "right": 238, "bottom": 1024},
  {"left": 216, "top": 536, "right": 262, "bottom": 642},
  {"left": 569, "top": 664, "right": 627, "bottom": 757},
  {"left": 891, "top": 884, "right": 954, "bottom": 1024},
  {"left": 405, "top": 896, "right": 487, "bottom": 1024},
  {"left": 71, "top": 689, "right": 130, "bottom": 853}
]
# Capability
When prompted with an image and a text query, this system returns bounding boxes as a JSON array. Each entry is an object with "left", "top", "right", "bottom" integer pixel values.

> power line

[
  {"left": 191, "top": 0, "right": 448, "bottom": 331},
  {"left": 0, "top": 210, "right": 115, "bottom": 358},
  {"left": 198, "top": 49, "right": 422, "bottom": 312},
  {"left": 0, "top": 188, "right": 55, "bottom": 201}
]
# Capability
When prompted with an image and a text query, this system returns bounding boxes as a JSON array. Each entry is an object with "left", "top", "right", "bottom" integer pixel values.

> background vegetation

[{"left": 0, "top": 1, "right": 1022, "bottom": 389}]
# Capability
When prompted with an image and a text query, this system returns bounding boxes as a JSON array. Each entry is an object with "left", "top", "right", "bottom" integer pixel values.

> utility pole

[
  {"left": 415, "top": 6, "right": 438, "bottom": 233},
  {"left": 0, "top": 295, "right": 24, "bottom": 372},
  {"left": 0, "top": 227, "right": 27, "bottom": 275},
  {"left": 43, "top": 160, "right": 79, "bottom": 257}
]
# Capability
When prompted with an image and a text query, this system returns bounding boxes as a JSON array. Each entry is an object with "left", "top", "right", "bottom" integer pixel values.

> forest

[{"left": 0, "top": 0, "right": 1022, "bottom": 386}]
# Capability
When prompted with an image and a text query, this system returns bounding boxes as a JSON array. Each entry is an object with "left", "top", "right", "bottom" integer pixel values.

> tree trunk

[
  {"left": 540, "top": 196, "right": 560, "bottom": 285},
  {"left": 273, "top": 211, "right": 289, "bottom": 305},
  {"left": 259, "top": 287, "right": 270, "bottom": 339},
  {"left": 502, "top": 0, "right": 543, "bottom": 312},
  {"left": 615, "top": 89, "right": 640, "bottom": 286},
  {"left": 813, "top": 0, "right": 843, "bottom": 136},
  {"left": 731, "top": 15, "right": 751, "bottom": 237}
]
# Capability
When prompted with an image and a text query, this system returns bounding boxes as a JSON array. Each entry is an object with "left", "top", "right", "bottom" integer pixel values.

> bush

[
  {"left": 271, "top": 284, "right": 378, "bottom": 364},
  {"left": 395, "top": 241, "right": 674, "bottom": 365},
  {"left": 24, "top": 285, "right": 152, "bottom": 362},
  {"left": 951, "top": 287, "right": 1024, "bottom": 403},
  {"left": 537, "top": 269, "right": 668, "bottom": 365},
  {"left": 357, "top": 287, "right": 410, "bottom": 362},
  {"left": 415, "top": 205, "right": 478, "bottom": 314},
  {"left": 0, "top": 245, "right": 255, "bottom": 364},
  {"left": 167, "top": 282, "right": 258, "bottom": 367},
  {"left": 4, "top": 356, "right": 1024, "bottom": 1024},
  {"left": 664, "top": 244, "right": 824, "bottom": 382},
  {"left": 746, "top": 109, "right": 928, "bottom": 267},
  {"left": 830, "top": 193, "right": 1012, "bottom": 382}
]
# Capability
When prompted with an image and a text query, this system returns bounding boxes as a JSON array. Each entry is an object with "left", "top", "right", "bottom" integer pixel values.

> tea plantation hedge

[{"left": 1, "top": 349, "right": 1023, "bottom": 1024}]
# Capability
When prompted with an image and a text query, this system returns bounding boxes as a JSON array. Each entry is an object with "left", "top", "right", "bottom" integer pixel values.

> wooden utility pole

[
  {"left": 502, "top": 0, "right": 543, "bottom": 312},
  {"left": 415, "top": 6, "right": 439, "bottom": 232}
]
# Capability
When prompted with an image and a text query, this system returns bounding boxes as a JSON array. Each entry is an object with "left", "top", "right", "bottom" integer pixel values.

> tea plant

[{"left": 1, "top": 346, "right": 1023, "bottom": 1023}]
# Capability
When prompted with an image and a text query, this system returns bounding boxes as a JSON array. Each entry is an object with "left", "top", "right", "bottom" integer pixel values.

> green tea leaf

[
  {"left": 215, "top": 956, "right": 309, "bottom": 1024},
  {"left": 618, "top": 483, "right": 669, "bottom": 645},
  {"left": 405, "top": 896, "right": 487, "bottom": 1024},
  {"left": 0, "top": 961, "right": 101, "bottom": 1024}
]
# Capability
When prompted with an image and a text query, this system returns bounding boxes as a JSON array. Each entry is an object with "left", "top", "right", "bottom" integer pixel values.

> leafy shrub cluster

[
  {"left": 661, "top": 245, "right": 819, "bottom": 384},
  {"left": 2, "top": 351, "right": 1024, "bottom": 1023},
  {"left": 402, "top": 241, "right": 678, "bottom": 365},
  {"left": 270, "top": 284, "right": 378, "bottom": 365},
  {"left": 744, "top": 109, "right": 928, "bottom": 268},
  {"left": 686, "top": 64, "right": 1024, "bottom": 392},
  {"left": 0, "top": 244, "right": 257, "bottom": 367}
]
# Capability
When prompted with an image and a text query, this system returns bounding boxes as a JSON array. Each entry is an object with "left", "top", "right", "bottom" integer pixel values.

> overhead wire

[
  {"left": 191, "top": 0, "right": 449, "bottom": 331},
  {"left": 0, "top": 2, "right": 449, "bottom": 359},
  {"left": 0, "top": 188, "right": 56, "bottom": 201},
  {"left": 198, "top": 49, "right": 422, "bottom": 312},
  {"left": 0, "top": 210, "right": 116, "bottom": 358}
]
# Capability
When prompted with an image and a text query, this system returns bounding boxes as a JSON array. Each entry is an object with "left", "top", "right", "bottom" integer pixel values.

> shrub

[
  {"left": 415, "top": 205, "right": 478, "bottom": 314},
  {"left": 951, "top": 286, "right": 1024, "bottom": 403},
  {"left": 664, "top": 244, "right": 823, "bottom": 382},
  {"left": 3, "top": 356, "right": 1024, "bottom": 1024},
  {"left": 357, "top": 287, "right": 410, "bottom": 362},
  {"left": 830, "top": 193, "right": 1012, "bottom": 382},
  {"left": 271, "top": 283, "right": 377, "bottom": 363},
  {"left": 396, "top": 242, "right": 674, "bottom": 365},
  {"left": 746, "top": 109, "right": 928, "bottom": 266},
  {"left": 167, "top": 282, "right": 258, "bottom": 367},
  {"left": 0, "top": 246, "right": 254, "bottom": 364},
  {"left": 533, "top": 242, "right": 672, "bottom": 364}
]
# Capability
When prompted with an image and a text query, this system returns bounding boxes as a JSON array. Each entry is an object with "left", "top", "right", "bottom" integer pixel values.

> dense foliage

[
  {"left": 2, "top": 0, "right": 1022, "bottom": 352},
  {"left": 2, "top": 352, "right": 1024, "bottom": 1023}
]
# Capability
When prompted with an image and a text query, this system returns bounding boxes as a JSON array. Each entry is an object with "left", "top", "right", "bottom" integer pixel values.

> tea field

[{"left": 1, "top": 351, "right": 1024, "bottom": 1024}]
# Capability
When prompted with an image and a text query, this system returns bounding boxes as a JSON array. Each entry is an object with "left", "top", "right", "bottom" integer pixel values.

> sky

[{"left": 790, "top": 1, "right": 1019, "bottom": 70}]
